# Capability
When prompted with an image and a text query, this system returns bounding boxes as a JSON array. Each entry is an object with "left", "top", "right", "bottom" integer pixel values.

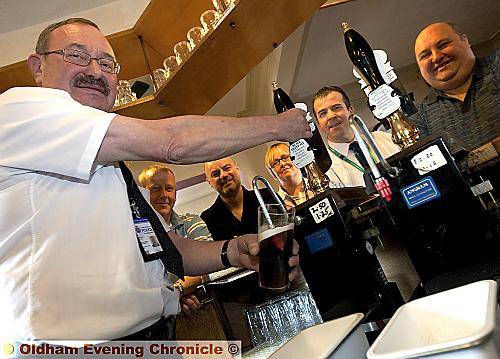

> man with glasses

[
  {"left": 265, "top": 143, "right": 313, "bottom": 208},
  {"left": 0, "top": 18, "right": 305, "bottom": 341}
]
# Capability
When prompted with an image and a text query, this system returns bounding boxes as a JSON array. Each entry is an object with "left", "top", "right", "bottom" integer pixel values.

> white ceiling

[
  {"left": 0, "top": 0, "right": 115, "bottom": 33},
  {"left": 0, "top": 0, "right": 149, "bottom": 66}
]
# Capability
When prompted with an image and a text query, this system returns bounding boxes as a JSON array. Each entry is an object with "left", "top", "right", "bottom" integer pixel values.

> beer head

[{"left": 258, "top": 223, "right": 294, "bottom": 242}]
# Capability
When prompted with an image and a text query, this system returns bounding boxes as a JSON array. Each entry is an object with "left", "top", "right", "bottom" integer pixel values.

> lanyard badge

[{"left": 131, "top": 200, "right": 165, "bottom": 262}]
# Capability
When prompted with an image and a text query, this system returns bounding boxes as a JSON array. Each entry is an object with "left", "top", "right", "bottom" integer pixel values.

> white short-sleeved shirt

[
  {"left": 326, "top": 131, "right": 400, "bottom": 187},
  {"left": 0, "top": 87, "right": 179, "bottom": 341}
]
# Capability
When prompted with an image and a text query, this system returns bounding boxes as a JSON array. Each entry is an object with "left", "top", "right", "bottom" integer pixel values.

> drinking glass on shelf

[
  {"left": 163, "top": 55, "right": 179, "bottom": 77},
  {"left": 187, "top": 26, "right": 205, "bottom": 50},
  {"left": 212, "top": 0, "right": 227, "bottom": 15},
  {"left": 115, "top": 80, "right": 137, "bottom": 106},
  {"left": 174, "top": 40, "right": 190, "bottom": 64},
  {"left": 153, "top": 68, "right": 168, "bottom": 90},
  {"left": 200, "top": 9, "right": 218, "bottom": 34}
]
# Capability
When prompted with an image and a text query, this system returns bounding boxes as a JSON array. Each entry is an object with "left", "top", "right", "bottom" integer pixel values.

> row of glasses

[
  {"left": 151, "top": 0, "right": 235, "bottom": 90},
  {"left": 114, "top": 0, "right": 236, "bottom": 104}
]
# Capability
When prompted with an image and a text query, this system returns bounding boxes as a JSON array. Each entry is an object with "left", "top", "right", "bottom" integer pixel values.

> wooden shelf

[
  {"left": 0, "top": 0, "right": 327, "bottom": 119},
  {"left": 117, "top": 0, "right": 327, "bottom": 118}
]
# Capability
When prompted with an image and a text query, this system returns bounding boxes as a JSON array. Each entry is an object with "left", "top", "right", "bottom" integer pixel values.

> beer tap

[
  {"left": 272, "top": 82, "right": 330, "bottom": 195},
  {"left": 342, "top": 22, "right": 420, "bottom": 149},
  {"left": 349, "top": 114, "right": 402, "bottom": 202},
  {"left": 252, "top": 175, "right": 288, "bottom": 217}
]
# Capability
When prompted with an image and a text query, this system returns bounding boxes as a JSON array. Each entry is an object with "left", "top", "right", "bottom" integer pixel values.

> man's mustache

[{"left": 72, "top": 74, "right": 110, "bottom": 96}]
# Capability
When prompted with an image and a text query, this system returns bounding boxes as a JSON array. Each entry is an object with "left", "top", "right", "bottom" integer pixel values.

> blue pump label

[
  {"left": 304, "top": 227, "right": 333, "bottom": 254},
  {"left": 400, "top": 176, "right": 441, "bottom": 209}
]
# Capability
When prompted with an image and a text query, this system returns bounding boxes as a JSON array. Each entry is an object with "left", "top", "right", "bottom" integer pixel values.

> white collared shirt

[
  {"left": 326, "top": 131, "right": 400, "bottom": 187},
  {"left": 0, "top": 87, "right": 179, "bottom": 341}
]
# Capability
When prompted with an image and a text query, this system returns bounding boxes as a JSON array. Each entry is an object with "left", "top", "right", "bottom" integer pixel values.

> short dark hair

[
  {"left": 36, "top": 18, "right": 100, "bottom": 54},
  {"left": 312, "top": 86, "right": 352, "bottom": 117}
]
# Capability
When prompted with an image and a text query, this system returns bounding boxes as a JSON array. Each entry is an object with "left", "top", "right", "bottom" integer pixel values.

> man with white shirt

[
  {"left": 313, "top": 86, "right": 400, "bottom": 188},
  {"left": 0, "top": 18, "right": 305, "bottom": 341}
]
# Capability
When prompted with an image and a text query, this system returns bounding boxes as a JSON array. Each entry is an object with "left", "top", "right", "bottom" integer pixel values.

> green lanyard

[{"left": 327, "top": 145, "right": 365, "bottom": 173}]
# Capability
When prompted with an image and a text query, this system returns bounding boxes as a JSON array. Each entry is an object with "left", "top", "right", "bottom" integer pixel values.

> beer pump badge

[
  {"left": 309, "top": 198, "right": 334, "bottom": 224},
  {"left": 290, "top": 139, "right": 315, "bottom": 169},
  {"left": 410, "top": 145, "right": 447, "bottom": 175},
  {"left": 368, "top": 84, "right": 401, "bottom": 119},
  {"left": 401, "top": 176, "right": 441, "bottom": 209},
  {"left": 290, "top": 102, "right": 316, "bottom": 169}
]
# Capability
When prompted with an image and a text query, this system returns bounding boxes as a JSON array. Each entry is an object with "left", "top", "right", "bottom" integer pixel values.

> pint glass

[{"left": 257, "top": 205, "right": 295, "bottom": 291}]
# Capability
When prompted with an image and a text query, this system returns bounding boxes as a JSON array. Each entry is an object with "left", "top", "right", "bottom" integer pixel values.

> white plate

[
  {"left": 269, "top": 313, "right": 366, "bottom": 359},
  {"left": 367, "top": 280, "right": 498, "bottom": 359}
]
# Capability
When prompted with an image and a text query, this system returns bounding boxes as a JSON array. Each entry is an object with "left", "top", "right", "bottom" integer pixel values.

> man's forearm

[
  {"left": 97, "top": 110, "right": 309, "bottom": 163},
  {"left": 159, "top": 114, "right": 288, "bottom": 164}
]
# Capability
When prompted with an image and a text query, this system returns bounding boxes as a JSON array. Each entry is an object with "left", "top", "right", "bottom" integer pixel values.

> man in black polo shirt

[{"left": 201, "top": 156, "right": 273, "bottom": 241}]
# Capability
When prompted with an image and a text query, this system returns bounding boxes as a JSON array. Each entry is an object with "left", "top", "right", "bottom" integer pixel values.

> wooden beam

[{"left": 0, "top": 60, "right": 35, "bottom": 93}]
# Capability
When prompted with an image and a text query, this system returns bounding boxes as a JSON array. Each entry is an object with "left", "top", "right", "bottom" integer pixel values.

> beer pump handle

[
  {"left": 342, "top": 22, "right": 420, "bottom": 149},
  {"left": 252, "top": 176, "right": 288, "bottom": 226}
]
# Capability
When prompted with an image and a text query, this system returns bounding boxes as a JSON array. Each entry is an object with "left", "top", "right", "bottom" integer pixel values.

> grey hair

[{"left": 36, "top": 18, "right": 100, "bottom": 54}]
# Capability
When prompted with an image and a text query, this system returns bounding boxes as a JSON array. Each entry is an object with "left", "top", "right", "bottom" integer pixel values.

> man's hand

[
  {"left": 276, "top": 108, "right": 312, "bottom": 143},
  {"left": 180, "top": 294, "right": 202, "bottom": 316},
  {"left": 227, "top": 234, "right": 300, "bottom": 282}
]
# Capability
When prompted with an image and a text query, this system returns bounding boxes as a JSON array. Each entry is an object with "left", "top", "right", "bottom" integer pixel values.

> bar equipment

[
  {"left": 341, "top": 22, "right": 500, "bottom": 295},
  {"left": 270, "top": 84, "right": 403, "bottom": 323},
  {"left": 272, "top": 81, "right": 331, "bottom": 195},
  {"left": 347, "top": 112, "right": 500, "bottom": 293},
  {"left": 342, "top": 22, "right": 419, "bottom": 149}
]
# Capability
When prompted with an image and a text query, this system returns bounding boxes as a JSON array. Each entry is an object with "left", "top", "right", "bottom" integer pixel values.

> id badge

[{"left": 134, "top": 218, "right": 163, "bottom": 255}]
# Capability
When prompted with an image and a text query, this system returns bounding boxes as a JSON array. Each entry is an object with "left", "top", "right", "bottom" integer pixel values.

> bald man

[
  {"left": 411, "top": 22, "right": 499, "bottom": 150},
  {"left": 201, "top": 157, "right": 274, "bottom": 241}
]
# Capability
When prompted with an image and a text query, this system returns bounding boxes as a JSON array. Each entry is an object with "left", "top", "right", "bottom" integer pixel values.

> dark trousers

[{"left": 116, "top": 316, "right": 176, "bottom": 341}]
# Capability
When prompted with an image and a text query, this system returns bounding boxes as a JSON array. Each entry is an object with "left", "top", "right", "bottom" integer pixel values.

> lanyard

[{"left": 327, "top": 145, "right": 365, "bottom": 173}]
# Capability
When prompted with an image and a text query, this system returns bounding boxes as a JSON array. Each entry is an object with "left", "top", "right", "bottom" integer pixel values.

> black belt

[{"left": 116, "top": 316, "right": 176, "bottom": 341}]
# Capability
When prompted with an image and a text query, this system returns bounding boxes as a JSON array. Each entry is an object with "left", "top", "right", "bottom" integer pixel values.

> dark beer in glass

[{"left": 258, "top": 205, "right": 295, "bottom": 291}]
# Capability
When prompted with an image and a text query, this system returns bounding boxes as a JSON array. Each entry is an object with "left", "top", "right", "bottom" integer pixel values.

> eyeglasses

[
  {"left": 270, "top": 154, "right": 291, "bottom": 169},
  {"left": 41, "top": 48, "right": 121, "bottom": 74}
]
